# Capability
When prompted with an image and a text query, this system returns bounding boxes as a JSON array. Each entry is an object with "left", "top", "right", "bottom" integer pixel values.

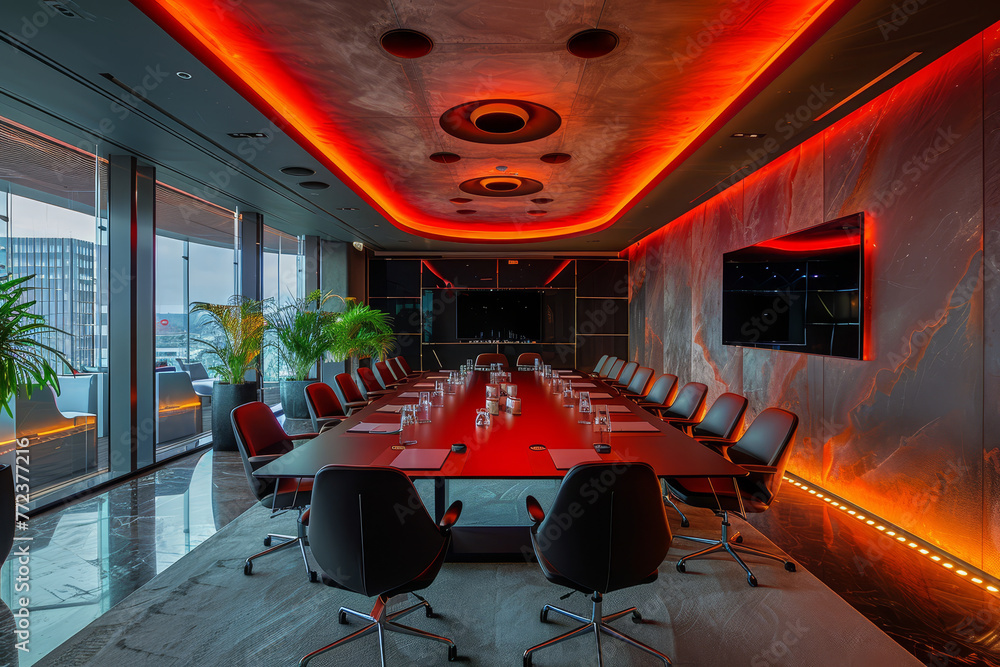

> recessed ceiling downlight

[
  {"left": 481, "top": 177, "right": 521, "bottom": 192},
  {"left": 380, "top": 29, "right": 433, "bottom": 58},
  {"left": 450, "top": 197, "right": 473, "bottom": 204},
  {"left": 299, "top": 181, "right": 330, "bottom": 190},
  {"left": 429, "top": 152, "right": 461, "bottom": 163},
  {"left": 540, "top": 153, "right": 571, "bottom": 164},
  {"left": 567, "top": 29, "right": 619, "bottom": 58},
  {"left": 281, "top": 166, "right": 316, "bottom": 176},
  {"left": 456, "top": 209, "right": 477, "bottom": 215},
  {"left": 531, "top": 198, "right": 554, "bottom": 204},
  {"left": 470, "top": 103, "right": 529, "bottom": 134}
]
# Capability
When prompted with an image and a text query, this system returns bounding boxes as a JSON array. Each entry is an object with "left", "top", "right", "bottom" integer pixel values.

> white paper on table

[
  {"left": 572, "top": 382, "right": 596, "bottom": 388},
  {"left": 376, "top": 404, "right": 413, "bottom": 413},
  {"left": 398, "top": 392, "right": 421, "bottom": 398},
  {"left": 605, "top": 405, "right": 632, "bottom": 413},
  {"left": 347, "top": 422, "right": 401, "bottom": 433},
  {"left": 587, "top": 393, "right": 613, "bottom": 399},
  {"left": 608, "top": 421, "right": 661, "bottom": 432}
]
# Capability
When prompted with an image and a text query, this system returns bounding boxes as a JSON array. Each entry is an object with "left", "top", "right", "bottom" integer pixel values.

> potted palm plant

[
  {"left": 0, "top": 274, "right": 72, "bottom": 416},
  {"left": 191, "top": 296, "right": 269, "bottom": 451},
  {"left": 266, "top": 290, "right": 341, "bottom": 419},
  {"left": 326, "top": 300, "right": 396, "bottom": 380}
]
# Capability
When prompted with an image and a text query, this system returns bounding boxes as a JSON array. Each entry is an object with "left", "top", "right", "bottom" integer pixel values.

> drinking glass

[
  {"left": 543, "top": 364, "right": 552, "bottom": 378},
  {"left": 562, "top": 383, "right": 575, "bottom": 407},
  {"left": 593, "top": 404, "right": 610, "bottom": 443},
  {"left": 432, "top": 387, "right": 445, "bottom": 407},
  {"left": 552, "top": 377, "right": 563, "bottom": 395},
  {"left": 534, "top": 358, "right": 542, "bottom": 373},
  {"left": 475, "top": 407, "right": 492, "bottom": 428},
  {"left": 577, "top": 391, "right": 592, "bottom": 424},
  {"left": 416, "top": 391, "right": 432, "bottom": 423},
  {"left": 399, "top": 404, "right": 417, "bottom": 445}
]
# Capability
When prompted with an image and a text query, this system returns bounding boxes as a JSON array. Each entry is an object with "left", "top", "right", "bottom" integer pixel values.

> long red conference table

[{"left": 254, "top": 368, "right": 746, "bottom": 560}]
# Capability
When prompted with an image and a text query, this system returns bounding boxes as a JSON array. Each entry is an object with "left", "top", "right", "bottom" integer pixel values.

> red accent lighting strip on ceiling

[
  {"left": 131, "top": 0, "right": 860, "bottom": 243},
  {"left": 814, "top": 51, "right": 923, "bottom": 121}
]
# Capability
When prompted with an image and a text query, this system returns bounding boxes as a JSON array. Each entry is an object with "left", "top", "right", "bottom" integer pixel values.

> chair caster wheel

[
  {"left": 680, "top": 520, "right": 689, "bottom": 528},
  {"left": 631, "top": 611, "right": 643, "bottom": 624},
  {"left": 338, "top": 611, "right": 349, "bottom": 625},
  {"left": 309, "top": 570, "right": 319, "bottom": 583},
  {"left": 263, "top": 536, "right": 271, "bottom": 547},
  {"left": 747, "top": 574, "right": 758, "bottom": 587},
  {"left": 540, "top": 608, "right": 549, "bottom": 623},
  {"left": 734, "top": 535, "right": 743, "bottom": 544},
  {"left": 785, "top": 562, "right": 796, "bottom": 572},
  {"left": 675, "top": 561, "right": 686, "bottom": 573},
  {"left": 425, "top": 605, "right": 434, "bottom": 618},
  {"left": 523, "top": 655, "right": 532, "bottom": 667},
  {"left": 448, "top": 645, "right": 458, "bottom": 661},
  {"left": 243, "top": 561, "right": 253, "bottom": 576}
]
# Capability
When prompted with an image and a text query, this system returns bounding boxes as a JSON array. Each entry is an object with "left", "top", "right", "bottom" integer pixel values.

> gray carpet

[{"left": 38, "top": 483, "right": 919, "bottom": 667}]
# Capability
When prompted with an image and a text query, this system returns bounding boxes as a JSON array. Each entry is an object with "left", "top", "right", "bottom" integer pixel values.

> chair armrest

[
  {"left": 289, "top": 432, "right": 320, "bottom": 440},
  {"left": 694, "top": 435, "right": 736, "bottom": 444},
  {"left": 299, "top": 508, "right": 310, "bottom": 526},
  {"left": 366, "top": 389, "right": 395, "bottom": 396},
  {"left": 439, "top": 500, "right": 463, "bottom": 530},
  {"left": 525, "top": 495, "right": 545, "bottom": 524},
  {"left": 247, "top": 454, "right": 281, "bottom": 466},
  {"left": 663, "top": 417, "right": 697, "bottom": 427},
  {"left": 740, "top": 464, "right": 778, "bottom": 474}
]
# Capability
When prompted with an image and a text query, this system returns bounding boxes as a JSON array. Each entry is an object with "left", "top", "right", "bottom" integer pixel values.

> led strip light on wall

[{"left": 783, "top": 473, "right": 1000, "bottom": 595}]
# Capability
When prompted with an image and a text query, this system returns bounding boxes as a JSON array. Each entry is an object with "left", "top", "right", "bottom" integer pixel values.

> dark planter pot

[
  {"left": 279, "top": 378, "right": 314, "bottom": 420},
  {"left": 211, "top": 382, "right": 258, "bottom": 451}
]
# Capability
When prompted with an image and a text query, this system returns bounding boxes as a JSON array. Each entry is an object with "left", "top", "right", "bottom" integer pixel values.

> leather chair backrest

[
  {"left": 730, "top": 408, "right": 798, "bottom": 467},
  {"left": 305, "top": 382, "right": 346, "bottom": 418},
  {"left": 597, "top": 356, "right": 618, "bottom": 378},
  {"left": 616, "top": 362, "right": 638, "bottom": 387},
  {"left": 693, "top": 393, "right": 748, "bottom": 440},
  {"left": 358, "top": 367, "right": 383, "bottom": 393},
  {"left": 516, "top": 352, "right": 542, "bottom": 366},
  {"left": 475, "top": 353, "right": 509, "bottom": 369},
  {"left": 388, "top": 357, "right": 407, "bottom": 379},
  {"left": 374, "top": 361, "right": 396, "bottom": 387},
  {"left": 625, "top": 367, "right": 653, "bottom": 396},
  {"left": 0, "top": 465, "right": 13, "bottom": 564},
  {"left": 644, "top": 374, "right": 678, "bottom": 406},
  {"left": 231, "top": 402, "right": 295, "bottom": 500},
  {"left": 535, "top": 463, "right": 671, "bottom": 595},
  {"left": 603, "top": 359, "right": 625, "bottom": 381},
  {"left": 397, "top": 357, "right": 413, "bottom": 374},
  {"left": 591, "top": 354, "right": 609, "bottom": 375},
  {"left": 335, "top": 373, "right": 366, "bottom": 403},
  {"left": 309, "top": 465, "right": 447, "bottom": 598},
  {"left": 662, "top": 382, "right": 707, "bottom": 421}
]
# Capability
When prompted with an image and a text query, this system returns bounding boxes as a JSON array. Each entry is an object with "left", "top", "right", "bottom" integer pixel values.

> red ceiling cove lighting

[{"left": 131, "top": 0, "right": 859, "bottom": 243}]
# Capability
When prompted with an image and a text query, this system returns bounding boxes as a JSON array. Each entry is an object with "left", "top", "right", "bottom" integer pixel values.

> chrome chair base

[
  {"left": 524, "top": 593, "right": 670, "bottom": 666},
  {"left": 243, "top": 514, "right": 317, "bottom": 582},
  {"left": 675, "top": 511, "right": 796, "bottom": 587},
  {"left": 300, "top": 594, "right": 457, "bottom": 666}
]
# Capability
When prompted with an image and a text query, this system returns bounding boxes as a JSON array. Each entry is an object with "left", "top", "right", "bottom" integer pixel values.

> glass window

[
  {"left": 154, "top": 184, "right": 237, "bottom": 460},
  {"left": 260, "top": 226, "right": 304, "bottom": 406}
]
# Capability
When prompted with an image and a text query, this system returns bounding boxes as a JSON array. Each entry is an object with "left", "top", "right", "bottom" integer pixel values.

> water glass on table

[
  {"left": 577, "top": 391, "right": 592, "bottom": 424},
  {"left": 593, "top": 404, "right": 610, "bottom": 443},
  {"left": 475, "top": 407, "right": 492, "bottom": 428},
  {"left": 416, "top": 391, "right": 432, "bottom": 423},
  {"left": 399, "top": 404, "right": 417, "bottom": 445},
  {"left": 562, "top": 383, "right": 575, "bottom": 407}
]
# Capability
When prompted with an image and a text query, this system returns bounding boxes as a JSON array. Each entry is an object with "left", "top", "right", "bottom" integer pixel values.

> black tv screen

[
  {"left": 456, "top": 290, "right": 542, "bottom": 341},
  {"left": 722, "top": 213, "right": 865, "bottom": 359}
]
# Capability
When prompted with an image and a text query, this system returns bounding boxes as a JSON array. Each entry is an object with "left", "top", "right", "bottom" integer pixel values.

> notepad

[
  {"left": 548, "top": 449, "right": 603, "bottom": 470},
  {"left": 608, "top": 421, "right": 661, "bottom": 432},
  {"left": 376, "top": 404, "right": 412, "bottom": 413},
  {"left": 427, "top": 375, "right": 449, "bottom": 379},
  {"left": 398, "top": 392, "right": 421, "bottom": 398},
  {"left": 572, "top": 382, "right": 596, "bottom": 388},
  {"left": 587, "top": 393, "right": 613, "bottom": 399},
  {"left": 347, "top": 422, "right": 401, "bottom": 433},
  {"left": 605, "top": 405, "right": 632, "bottom": 413},
  {"left": 391, "top": 448, "right": 450, "bottom": 470}
]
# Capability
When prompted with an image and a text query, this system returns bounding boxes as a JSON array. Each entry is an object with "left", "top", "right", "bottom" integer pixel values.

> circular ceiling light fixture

[
  {"left": 176, "top": 71, "right": 193, "bottom": 80},
  {"left": 299, "top": 181, "right": 330, "bottom": 190},
  {"left": 380, "top": 29, "right": 433, "bottom": 58},
  {"left": 531, "top": 197, "right": 554, "bottom": 204},
  {"left": 440, "top": 99, "right": 561, "bottom": 144},
  {"left": 459, "top": 176, "right": 544, "bottom": 197},
  {"left": 470, "top": 103, "right": 529, "bottom": 134},
  {"left": 281, "top": 166, "right": 316, "bottom": 176},
  {"left": 429, "top": 152, "right": 461, "bottom": 163},
  {"left": 567, "top": 29, "right": 619, "bottom": 58},
  {"left": 540, "top": 153, "right": 571, "bottom": 164}
]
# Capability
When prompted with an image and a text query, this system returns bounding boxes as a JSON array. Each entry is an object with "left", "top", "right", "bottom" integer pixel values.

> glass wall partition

[
  {"left": 154, "top": 184, "right": 237, "bottom": 460},
  {"left": 0, "top": 116, "right": 110, "bottom": 507},
  {"left": 260, "top": 226, "right": 304, "bottom": 407}
]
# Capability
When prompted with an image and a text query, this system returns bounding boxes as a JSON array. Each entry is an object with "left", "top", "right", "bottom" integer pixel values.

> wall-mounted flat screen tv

[
  {"left": 456, "top": 290, "right": 542, "bottom": 342},
  {"left": 722, "top": 213, "right": 865, "bottom": 359}
]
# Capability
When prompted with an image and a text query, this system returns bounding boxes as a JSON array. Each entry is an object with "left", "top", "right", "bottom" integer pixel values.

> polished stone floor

[{"left": 9, "top": 439, "right": 1000, "bottom": 666}]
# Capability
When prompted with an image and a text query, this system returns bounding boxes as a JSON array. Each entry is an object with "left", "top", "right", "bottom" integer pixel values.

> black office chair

[
  {"left": 666, "top": 408, "right": 798, "bottom": 587},
  {"left": 619, "top": 366, "right": 654, "bottom": 398},
  {"left": 516, "top": 352, "right": 543, "bottom": 368},
  {"left": 303, "top": 382, "right": 349, "bottom": 433},
  {"left": 300, "top": 465, "right": 462, "bottom": 666},
  {"left": 662, "top": 392, "right": 748, "bottom": 527},
  {"left": 231, "top": 402, "right": 318, "bottom": 582},
  {"left": 475, "top": 352, "right": 509, "bottom": 369},
  {"left": 601, "top": 358, "right": 625, "bottom": 383},
  {"left": 609, "top": 361, "right": 638, "bottom": 389},
  {"left": 596, "top": 356, "right": 618, "bottom": 378},
  {"left": 523, "top": 463, "right": 672, "bottom": 666},
  {"left": 651, "top": 382, "right": 707, "bottom": 421},
  {"left": 588, "top": 354, "right": 609, "bottom": 376},
  {"left": 631, "top": 373, "right": 678, "bottom": 408}
]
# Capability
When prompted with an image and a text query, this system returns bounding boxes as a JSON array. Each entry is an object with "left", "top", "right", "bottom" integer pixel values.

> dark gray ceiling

[{"left": 0, "top": 0, "right": 996, "bottom": 253}]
